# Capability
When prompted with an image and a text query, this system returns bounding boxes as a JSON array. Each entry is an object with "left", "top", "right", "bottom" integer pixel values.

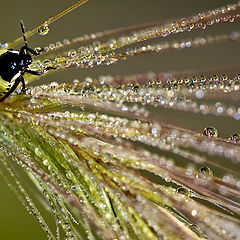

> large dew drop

[
  {"left": 203, "top": 126, "right": 218, "bottom": 137},
  {"left": 176, "top": 187, "right": 191, "bottom": 197},
  {"left": 38, "top": 24, "right": 49, "bottom": 36},
  {"left": 196, "top": 166, "right": 213, "bottom": 181}
]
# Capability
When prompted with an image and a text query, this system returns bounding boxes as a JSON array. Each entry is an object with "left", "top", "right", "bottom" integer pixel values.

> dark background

[{"left": 0, "top": 0, "right": 239, "bottom": 239}]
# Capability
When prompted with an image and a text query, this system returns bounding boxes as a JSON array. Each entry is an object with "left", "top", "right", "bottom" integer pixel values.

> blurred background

[{"left": 0, "top": 0, "right": 239, "bottom": 239}]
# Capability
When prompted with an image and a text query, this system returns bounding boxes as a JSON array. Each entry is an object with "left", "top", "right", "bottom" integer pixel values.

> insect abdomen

[{"left": 0, "top": 51, "right": 20, "bottom": 82}]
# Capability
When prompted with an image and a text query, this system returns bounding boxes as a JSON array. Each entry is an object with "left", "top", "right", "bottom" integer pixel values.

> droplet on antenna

[{"left": 38, "top": 24, "right": 49, "bottom": 36}]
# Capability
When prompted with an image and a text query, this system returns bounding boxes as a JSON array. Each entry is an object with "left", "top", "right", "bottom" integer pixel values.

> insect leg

[
  {"left": 25, "top": 67, "right": 56, "bottom": 76},
  {"left": 19, "top": 46, "right": 41, "bottom": 56},
  {"left": 25, "top": 69, "right": 42, "bottom": 75},
  {"left": 20, "top": 76, "right": 26, "bottom": 93},
  {"left": 0, "top": 78, "right": 21, "bottom": 102}
]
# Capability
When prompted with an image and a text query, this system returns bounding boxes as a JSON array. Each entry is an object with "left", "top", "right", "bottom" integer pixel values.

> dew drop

[
  {"left": 35, "top": 148, "right": 42, "bottom": 157},
  {"left": 42, "top": 59, "right": 52, "bottom": 68},
  {"left": 132, "top": 84, "right": 140, "bottom": 92},
  {"left": 81, "top": 85, "right": 95, "bottom": 94},
  {"left": 181, "top": 19, "right": 187, "bottom": 27},
  {"left": 63, "top": 39, "right": 70, "bottom": 45},
  {"left": 38, "top": 24, "right": 49, "bottom": 36},
  {"left": 176, "top": 187, "right": 190, "bottom": 196},
  {"left": 34, "top": 47, "right": 43, "bottom": 54},
  {"left": 229, "top": 133, "right": 240, "bottom": 142},
  {"left": 199, "top": 166, "right": 212, "bottom": 175},
  {"left": 66, "top": 173, "right": 71, "bottom": 179},
  {"left": 54, "top": 56, "right": 66, "bottom": 66},
  {"left": 203, "top": 126, "right": 218, "bottom": 137},
  {"left": 195, "top": 89, "right": 205, "bottom": 99},
  {"left": 43, "top": 159, "right": 49, "bottom": 166},
  {"left": 0, "top": 42, "right": 8, "bottom": 48},
  {"left": 68, "top": 49, "right": 77, "bottom": 57},
  {"left": 197, "top": 166, "right": 213, "bottom": 180},
  {"left": 73, "top": 79, "right": 79, "bottom": 84}
]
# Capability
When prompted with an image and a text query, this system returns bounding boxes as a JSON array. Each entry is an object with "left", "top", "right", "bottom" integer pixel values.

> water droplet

[
  {"left": 81, "top": 85, "right": 95, "bottom": 94},
  {"left": 43, "top": 159, "right": 49, "bottom": 166},
  {"left": 66, "top": 173, "right": 71, "bottom": 179},
  {"left": 63, "top": 39, "right": 70, "bottom": 45},
  {"left": 0, "top": 42, "right": 8, "bottom": 48},
  {"left": 203, "top": 126, "right": 218, "bottom": 137},
  {"left": 38, "top": 24, "right": 49, "bottom": 36},
  {"left": 55, "top": 41, "right": 63, "bottom": 48},
  {"left": 34, "top": 47, "right": 43, "bottom": 54},
  {"left": 197, "top": 166, "right": 213, "bottom": 180},
  {"left": 199, "top": 166, "right": 212, "bottom": 175},
  {"left": 181, "top": 19, "right": 187, "bottom": 27},
  {"left": 68, "top": 49, "right": 77, "bottom": 57},
  {"left": 54, "top": 56, "right": 66, "bottom": 66},
  {"left": 42, "top": 59, "right": 52, "bottom": 68},
  {"left": 229, "top": 133, "right": 240, "bottom": 142},
  {"left": 195, "top": 89, "right": 205, "bottom": 99},
  {"left": 132, "top": 84, "right": 140, "bottom": 92},
  {"left": 35, "top": 148, "right": 42, "bottom": 157},
  {"left": 176, "top": 187, "right": 190, "bottom": 196}
]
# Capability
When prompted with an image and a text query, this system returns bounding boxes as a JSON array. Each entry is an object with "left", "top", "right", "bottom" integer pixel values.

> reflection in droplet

[
  {"left": 176, "top": 187, "right": 190, "bottom": 197},
  {"left": 229, "top": 133, "right": 240, "bottom": 143},
  {"left": 35, "top": 147, "right": 42, "bottom": 157},
  {"left": 81, "top": 85, "right": 95, "bottom": 94},
  {"left": 197, "top": 166, "right": 213, "bottom": 181},
  {"left": 0, "top": 42, "right": 8, "bottom": 48},
  {"left": 38, "top": 24, "right": 49, "bottom": 36},
  {"left": 203, "top": 126, "right": 218, "bottom": 137},
  {"left": 43, "top": 159, "right": 49, "bottom": 166}
]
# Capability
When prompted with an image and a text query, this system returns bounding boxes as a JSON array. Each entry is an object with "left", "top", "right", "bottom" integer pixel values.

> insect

[{"left": 0, "top": 20, "right": 54, "bottom": 102}]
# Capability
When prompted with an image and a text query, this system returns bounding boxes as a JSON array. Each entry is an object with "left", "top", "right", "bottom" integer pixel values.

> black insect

[{"left": 0, "top": 20, "right": 54, "bottom": 102}]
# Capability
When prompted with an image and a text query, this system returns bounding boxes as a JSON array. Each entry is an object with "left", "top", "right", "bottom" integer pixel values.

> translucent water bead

[
  {"left": 203, "top": 126, "right": 218, "bottom": 137},
  {"left": 38, "top": 24, "right": 49, "bottom": 36},
  {"left": 229, "top": 133, "right": 240, "bottom": 143}
]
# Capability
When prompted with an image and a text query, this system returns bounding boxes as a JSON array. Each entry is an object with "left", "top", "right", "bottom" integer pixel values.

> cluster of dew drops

[
  {"left": 203, "top": 126, "right": 240, "bottom": 142},
  {"left": 35, "top": 17, "right": 240, "bottom": 195},
  {"left": 38, "top": 21, "right": 240, "bottom": 143}
]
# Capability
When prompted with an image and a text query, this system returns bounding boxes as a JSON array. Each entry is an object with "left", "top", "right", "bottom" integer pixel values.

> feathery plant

[{"left": 0, "top": 0, "right": 240, "bottom": 239}]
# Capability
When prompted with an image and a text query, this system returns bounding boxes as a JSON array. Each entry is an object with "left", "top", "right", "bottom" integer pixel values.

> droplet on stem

[
  {"left": 229, "top": 133, "right": 240, "bottom": 142},
  {"left": 196, "top": 166, "right": 213, "bottom": 181},
  {"left": 203, "top": 126, "right": 218, "bottom": 137},
  {"left": 176, "top": 187, "right": 190, "bottom": 196}
]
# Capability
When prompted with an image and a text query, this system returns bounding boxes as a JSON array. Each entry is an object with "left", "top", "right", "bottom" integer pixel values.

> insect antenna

[
  {"left": 20, "top": 20, "right": 28, "bottom": 48},
  {"left": 8, "top": 0, "right": 88, "bottom": 49}
]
